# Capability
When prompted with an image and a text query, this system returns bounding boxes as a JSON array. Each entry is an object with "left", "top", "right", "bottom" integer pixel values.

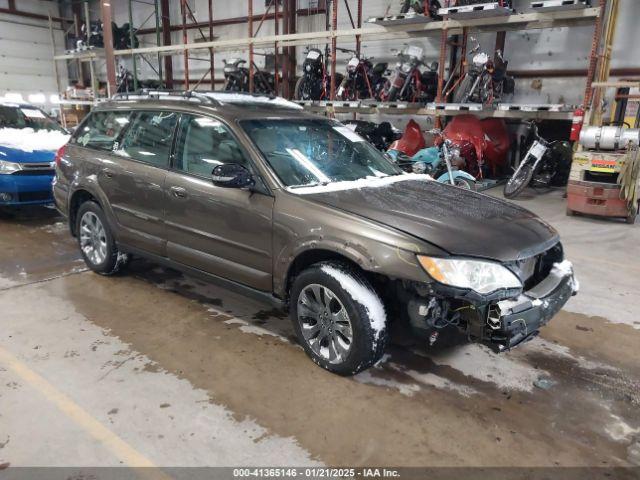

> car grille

[
  {"left": 13, "top": 169, "right": 55, "bottom": 176},
  {"left": 511, "top": 242, "right": 564, "bottom": 290},
  {"left": 17, "top": 191, "right": 53, "bottom": 202}
]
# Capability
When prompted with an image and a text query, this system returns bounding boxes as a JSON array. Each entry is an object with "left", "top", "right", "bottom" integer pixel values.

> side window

[
  {"left": 73, "top": 111, "right": 131, "bottom": 150},
  {"left": 174, "top": 115, "right": 249, "bottom": 178},
  {"left": 116, "top": 111, "right": 178, "bottom": 167}
]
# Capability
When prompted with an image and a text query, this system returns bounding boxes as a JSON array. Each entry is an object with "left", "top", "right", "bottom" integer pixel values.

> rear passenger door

[
  {"left": 104, "top": 110, "right": 178, "bottom": 255},
  {"left": 164, "top": 114, "right": 274, "bottom": 291}
]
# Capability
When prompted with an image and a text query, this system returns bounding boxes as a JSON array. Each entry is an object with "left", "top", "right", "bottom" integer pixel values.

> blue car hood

[{"left": 0, "top": 145, "right": 55, "bottom": 164}]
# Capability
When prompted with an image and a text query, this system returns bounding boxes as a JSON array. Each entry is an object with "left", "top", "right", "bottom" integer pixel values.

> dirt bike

[
  {"left": 504, "top": 122, "right": 572, "bottom": 199},
  {"left": 399, "top": 0, "right": 442, "bottom": 18},
  {"left": 295, "top": 48, "right": 343, "bottom": 101},
  {"left": 336, "top": 50, "right": 388, "bottom": 101},
  {"left": 380, "top": 45, "right": 439, "bottom": 103},
  {"left": 448, "top": 37, "right": 514, "bottom": 105}
]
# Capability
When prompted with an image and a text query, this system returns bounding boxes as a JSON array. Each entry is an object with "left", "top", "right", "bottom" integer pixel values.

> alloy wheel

[
  {"left": 79, "top": 211, "right": 107, "bottom": 266},
  {"left": 297, "top": 284, "right": 354, "bottom": 364}
]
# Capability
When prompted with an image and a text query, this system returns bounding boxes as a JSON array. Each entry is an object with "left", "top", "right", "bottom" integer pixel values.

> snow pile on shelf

[
  {"left": 286, "top": 173, "right": 433, "bottom": 195},
  {"left": 0, "top": 128, "right": 69, "bottom": 153},
  {"left": 204, "top": 92, "right": 303, "bottom": 110},
  {"left": 320, "top": 264, "right": 386, "bottom": 344}
]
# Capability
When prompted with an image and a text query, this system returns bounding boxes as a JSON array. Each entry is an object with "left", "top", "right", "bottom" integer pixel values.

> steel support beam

[
  {"left": 180, "top": 0, "right": 190, "bottom": 90},
  {"left": 161, "top": 0, "right": 173, "bottom": 88},
  {"left": 249, "top": 0, "right": 254, "bottom": 93},
  {"left": 330, "top": 0, "right": 338, "bottom": 100},
  {"left": 100, "top": 0, "right": 117, "bottom": 96}
]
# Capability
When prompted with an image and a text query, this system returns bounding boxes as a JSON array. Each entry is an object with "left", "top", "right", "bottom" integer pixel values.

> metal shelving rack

[{"left": 51, "top": 1, "right": 608, "bottom": 122}]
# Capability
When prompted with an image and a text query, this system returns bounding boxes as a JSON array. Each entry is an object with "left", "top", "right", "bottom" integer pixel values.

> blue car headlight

[{"left": 0, "top": 160, "right": 21, "bottom": 174}]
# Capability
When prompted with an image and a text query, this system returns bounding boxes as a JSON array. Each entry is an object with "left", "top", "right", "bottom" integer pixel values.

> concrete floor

[{"left": 0, "top": 187, "right": 639, "bottom": 472}]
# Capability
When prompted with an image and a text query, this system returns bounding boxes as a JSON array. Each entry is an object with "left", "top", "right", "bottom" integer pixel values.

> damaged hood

[{"left": 297, "top": 178, "right": 559, "bottom": 262}]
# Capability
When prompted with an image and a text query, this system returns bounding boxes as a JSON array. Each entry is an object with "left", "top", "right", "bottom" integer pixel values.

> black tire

[
  {"left": 453, "top": 75, "right": 473, "bottom": 103},
  {"left": 76, "top": 201, "right": 128, "bottom": 275},
  {"left": 289, "top": 261, "right": 388, "bottom": 376},
  {"left": 386, "top": 85, "right": 398, "bottom": 102},
  {"left": 294, "top": 77, "right": 305, "bottom": 100},
  {"left": 504, "top": 164, "right": 534, "bottom": 199}
]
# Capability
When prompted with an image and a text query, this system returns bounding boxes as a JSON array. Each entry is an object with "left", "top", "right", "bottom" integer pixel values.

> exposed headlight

[
  {"left": 417, "top": 255, "right": 522, "bottom": 294},
  {"left": 0, "top": 160, "right": 21, "bottom": 174},
  {"left": 412, "top": 161, "right": 427, "bottom": 174},
  {"left": 401, "top": 63, "right": 412, "bottom": 74}
]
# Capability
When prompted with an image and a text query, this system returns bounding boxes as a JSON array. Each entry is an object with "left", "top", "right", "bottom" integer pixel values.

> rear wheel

[
  {"left": 294, "top": 77, "right": 305, "bottom": 100},
  {"left": 76, "top": 201, "right": 128, "bottom": 275},
  {"left": 290, "top": 262, "right": 388, "bottom": 376},
  {"left": 504, "top": 164, "right": 534, "bottom": 199}
]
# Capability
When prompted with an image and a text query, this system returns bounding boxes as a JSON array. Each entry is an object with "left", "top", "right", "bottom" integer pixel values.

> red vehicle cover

[
  {"left": 443, "top": 115, "right": 510, "bottom": 177},
  {"left": 388, "top": 119, "right": 426, "bottom": 157}
]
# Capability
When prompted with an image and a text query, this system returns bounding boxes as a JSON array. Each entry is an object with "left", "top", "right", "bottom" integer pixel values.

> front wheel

[
  {"left": 454, "top": 178, "right": 475, "bottom": 190},
  {"left": 290, "top": 262, "right": 388, "bottom": 376},
  {"left": 504, "top": 163, "right": 534, "bottom": 199}
]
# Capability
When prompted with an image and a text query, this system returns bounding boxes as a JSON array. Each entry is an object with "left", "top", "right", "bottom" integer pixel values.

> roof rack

[{"left": 110, "top": 89, "right": 220, "bottom": 106}]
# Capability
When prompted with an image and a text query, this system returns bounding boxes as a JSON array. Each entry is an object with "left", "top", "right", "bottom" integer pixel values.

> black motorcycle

[
  {"left": 504, "top": 122, "right": 572, "bottom": 199},
  {"left": 223, "top": 59, "right": 276, "bottom": 94},
  {"left": 341, "top": 120, "right": 401, "bottom": 151},
  {"left": 336, "top": 50, "right": 388, "bottom": 101},
  {"left": 295, "top": 48, "right": 343, "bottom": 101},
  {"left": 400, "top": 0, "right": 442, "bottom": 18},
  {"left": 453, "top": 37, "right": 514, "bottom": 104}
]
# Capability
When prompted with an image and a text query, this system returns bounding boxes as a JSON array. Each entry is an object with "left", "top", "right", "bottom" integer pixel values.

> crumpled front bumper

[{"left": 485, "top": 263, "right": 578, "bottom": 351}]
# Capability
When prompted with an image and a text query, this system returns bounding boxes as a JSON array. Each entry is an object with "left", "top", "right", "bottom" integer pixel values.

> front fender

[{"left": 436, "top": 170, "right": 476, "bottom": 184}]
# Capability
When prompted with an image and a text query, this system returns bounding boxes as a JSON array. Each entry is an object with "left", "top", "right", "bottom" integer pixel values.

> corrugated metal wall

[{"left": 0, "top": 0, "right": 68, "bottom": 104}]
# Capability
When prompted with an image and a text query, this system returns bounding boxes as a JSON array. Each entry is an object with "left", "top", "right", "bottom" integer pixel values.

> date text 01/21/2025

[{"left": 232, "top": 468, "right": 400, "bottom": 478}]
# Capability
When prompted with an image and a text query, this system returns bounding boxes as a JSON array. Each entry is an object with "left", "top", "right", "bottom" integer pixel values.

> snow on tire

[{"left": 290, "top": 261, "right": 388, "bottom": 376}]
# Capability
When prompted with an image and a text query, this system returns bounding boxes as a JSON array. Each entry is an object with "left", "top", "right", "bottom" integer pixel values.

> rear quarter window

[{"left": 72, "top": 110, "right": 131, "bottom": 151}]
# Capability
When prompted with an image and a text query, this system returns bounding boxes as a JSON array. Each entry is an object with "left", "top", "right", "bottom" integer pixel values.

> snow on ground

[
  {"left": 353, "top": 370, "right": 421, "bottom": 397},
  {"left": 527, "top": 338, "right": 617, "bottom": 372},
  {"left": 0, "top": 128, "right": 69, "bottom": 152},
  {"left": 424, "top": 343, "right": 547, "bottom": 392},
  {"left": 222, "top": 317, "right": 290, "bottom": 343},
  {"left": 605, "top": 411, "right": 640, "bottom": 442},
  {"left": 387, "top": 363, "right": 479, "bottom": 397},
  {"left": 286, "top": 173, "right": 433, "bottom": 195}
]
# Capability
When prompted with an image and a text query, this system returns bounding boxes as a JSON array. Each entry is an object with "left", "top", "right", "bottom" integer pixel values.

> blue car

[{"left": 0, "top": 102, "right": 69, "bottom": 206}]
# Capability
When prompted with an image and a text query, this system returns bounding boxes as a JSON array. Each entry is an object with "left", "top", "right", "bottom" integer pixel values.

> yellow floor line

[{"left": 0, "top": 346, "right": 173, "bottom": 480}]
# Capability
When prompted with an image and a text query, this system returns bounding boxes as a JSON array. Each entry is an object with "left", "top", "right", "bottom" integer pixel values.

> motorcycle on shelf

[
  {"left": 336, "top": 49, "right": 388, "bottom": 101},
  {"left": 399, "top": 0, "right": 442, "bottom": 18},
  {"left": 443, "top": 0, "right": 512, "bottom": 7},
  {"left": 447, "top": 37, "right": 515, "bottom": 105},
  {"left": 387, "top": 120, "right": 477, "bottom": 189},
  {"left": 295, "top": 48, "right": 343, "bottom": 101},
  {"left": 379, "top": 45, "right": 439, "bottom": 103},
  {"left": 223, "top": 59, "right": 277, "bottom": 95},
  {"left": 342, "top": 120, "right": 402, "bottom": 151},
  {"left": 504, "top": 122, "right": 572, "bottom": 199}
]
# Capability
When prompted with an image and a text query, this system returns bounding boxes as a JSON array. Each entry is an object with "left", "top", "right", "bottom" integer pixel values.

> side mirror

[{"left": 211, "top": 163, "right": 255, "bottom": 189}]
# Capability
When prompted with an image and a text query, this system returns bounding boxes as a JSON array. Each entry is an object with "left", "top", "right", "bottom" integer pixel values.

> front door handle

[
  {"left": 103, "top": 168, "right": 114, "bottom": 178},
  {"left": 170, "top": 186, "right": 188, "bottom": 198}
]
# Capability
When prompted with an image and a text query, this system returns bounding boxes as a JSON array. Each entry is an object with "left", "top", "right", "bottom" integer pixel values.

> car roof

[{"left": 93, "top": 91, "right": 320, "bottom": 122}]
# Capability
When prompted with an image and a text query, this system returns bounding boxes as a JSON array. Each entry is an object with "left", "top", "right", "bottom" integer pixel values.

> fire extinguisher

[{"left": 570, "top": 106, "right": 585, "bottom": 142}]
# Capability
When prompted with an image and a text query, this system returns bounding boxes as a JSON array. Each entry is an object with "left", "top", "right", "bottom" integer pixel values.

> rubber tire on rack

[
  {"left": 289, "top": 261, "right": 388, "bottom": 376},
  {"left": 504, "top": 164, "right": 534, "bottom": 199},
  {"left": 76, "top": 201, "right": 128, "bottom": 276},
  {"left": 453, "top": 75, "right": 473, "bottom": 104}
]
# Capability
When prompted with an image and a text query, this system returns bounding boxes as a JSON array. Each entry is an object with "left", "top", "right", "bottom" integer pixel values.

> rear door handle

[
  {"left": 103, "top": 169, "right": 114, "bottom": 178},
  {"left": 170, "top": 186, "right": 187, "bottom": 198}
]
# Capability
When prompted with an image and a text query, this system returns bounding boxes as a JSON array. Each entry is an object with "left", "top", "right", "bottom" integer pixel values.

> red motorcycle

[{"left": 388, "top": 114, "right": 510, "bottom": 179}]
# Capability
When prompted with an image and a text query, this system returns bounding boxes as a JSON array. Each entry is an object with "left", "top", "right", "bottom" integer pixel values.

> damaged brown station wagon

[{"left": 53, "top": 91, "right": 578, "bottom": 375}]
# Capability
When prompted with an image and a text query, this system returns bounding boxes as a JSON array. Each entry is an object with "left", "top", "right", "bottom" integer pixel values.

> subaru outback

[{"left": 53, "top": 91, "right": 578, "bottom": 375}]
